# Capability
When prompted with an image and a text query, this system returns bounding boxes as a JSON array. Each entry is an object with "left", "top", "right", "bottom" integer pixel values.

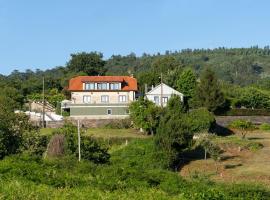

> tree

[
  {"left": 151, "top": 56, "right": 182, "bottom": 74},
  {"left": 239, "top": 87, "right": 270, "bottom": 109},
  {"left": 154, "top": 96, "right": 192, "bottom": 169},
  {"left": 197, "top": 68, "right": 225, "bottom": 112},
  {"left": 229, "top": 120, "right": 254, "bottom": 139},
  {"left": 196, "top": 134, "right": 222, "bottom": 173},
  {"left": 155, "top": 114, "right": 193, "bottom": 169},
  {"left": 0, "top": 95, "right": 33, "bottom": 159},
  {"left": 177, "top": 68, "right": 197, "bottom": 98},
  {"left": 129, "top": 98, "right": 162, "bottom": 134},
  {"left": 67, "top": 52, "right": 106, "bottom": 75}
]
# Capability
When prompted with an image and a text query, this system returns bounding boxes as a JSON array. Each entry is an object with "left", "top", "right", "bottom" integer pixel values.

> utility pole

[
  {"left": 77, "top": 120, "right": 81, "bottom": 162},
  {"left": 160, "top": 73, "right": 163, "bottom": 108},
  {"left": 42, "top": 77, "right": 45, "bottom": 128},
  {"left": 144, "top": 84, "right": 148, "bottom": 100}
]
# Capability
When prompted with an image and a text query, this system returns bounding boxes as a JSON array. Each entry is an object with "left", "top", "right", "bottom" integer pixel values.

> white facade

[
  {"left": 70, "top": 91, "right": 135, "bottom": 104},
  {"left": 145, "top": 83, "right": 184, "bottom": 106}
]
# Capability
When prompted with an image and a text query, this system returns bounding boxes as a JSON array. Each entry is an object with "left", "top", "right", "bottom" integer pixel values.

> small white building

[{"left": 145, "top": 83, "right": 184, "bottom": 106}]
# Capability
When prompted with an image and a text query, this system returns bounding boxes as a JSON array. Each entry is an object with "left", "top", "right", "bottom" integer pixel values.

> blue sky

[{"left": 0, "top": 0, "right": 270, "bottom": 75}]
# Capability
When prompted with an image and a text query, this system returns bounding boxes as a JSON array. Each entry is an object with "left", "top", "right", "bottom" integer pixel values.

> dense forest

[{"left": 2, "top": 46, "right": 270, "bottom": 113}]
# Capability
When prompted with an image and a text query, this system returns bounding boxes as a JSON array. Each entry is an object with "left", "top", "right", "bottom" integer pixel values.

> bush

[
  {"left": 81, "top": 136, "right": 110, "bottom": 164},
  {"left": 186, "top": 108, "right": 216, "bottom": 134},
  {"left": 104, "top": 119, "right": 132, "bottom": 129},
  {"left": 259, "top": 123, "right": 270, "bottom": 131},
  {"left": 229, "top": 119, "right": 254, "bottom": 139},
  {"left": 21, "top": 131, "right": 49, "bottom": 156},
  {"left": 52, "top": 122, "right": 110, "bottom": 164}
]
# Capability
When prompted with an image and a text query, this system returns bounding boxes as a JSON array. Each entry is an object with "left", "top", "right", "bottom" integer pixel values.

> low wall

[
  {"left": 215, "top": 116, "right": 270, "bottom": 127},
  {"left": 45, "top": 118, "right": 121, "bottom": 128}
]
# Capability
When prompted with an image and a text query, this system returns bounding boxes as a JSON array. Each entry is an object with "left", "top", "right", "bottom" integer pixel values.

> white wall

[{"left": 71, "top": 91, "right": 135, "bottom": 104}]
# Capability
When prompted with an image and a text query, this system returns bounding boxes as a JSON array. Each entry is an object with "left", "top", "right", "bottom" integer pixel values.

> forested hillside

[{"left": 2, "top": 46, "right": 270, "bottom": 112}]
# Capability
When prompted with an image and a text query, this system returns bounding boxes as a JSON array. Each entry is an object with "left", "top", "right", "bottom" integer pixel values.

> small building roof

[
  {"left": 146, "top": 83, "right": 183, "bottom": 96},
  {"left": 68, "top": 76, "right": 138, "bottom": 91}
]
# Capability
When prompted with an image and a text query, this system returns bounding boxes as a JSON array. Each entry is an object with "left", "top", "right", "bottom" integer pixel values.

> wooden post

[
  {"left": 42, "top": 77, "right": 45, "bottom": 128},
  {"left": 77, "top": 120, "right": 81, "bottom": 162},
  {"left": 144, "top": 84, "right": 148, "bottom": 100}
]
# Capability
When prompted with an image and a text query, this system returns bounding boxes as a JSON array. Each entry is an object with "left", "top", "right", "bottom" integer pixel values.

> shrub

[
  {"left": 229, "top": 119, "right": 254, "bottom": 139},
  {"left": 81, "top": 136, "right": 110, "bottom": 164},
  {"left": 186, "top": 108, "right": 216, "bottom": 134},
  {"left": 259, "top": 123, "right": 270, "bottom": 131},
  {"left": 155, "top": 115, "right": 193, "bottom": 169},
  {"left": 20, "top": 131, "right": 49, "bottom": 156}
]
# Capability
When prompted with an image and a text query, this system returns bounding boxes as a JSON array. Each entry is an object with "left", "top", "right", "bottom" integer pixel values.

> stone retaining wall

[
  {"left": 46, "top": 118, "right": 120, "bottom": 128},
  {"left": 215, "top": 116, "right": 270, "bottom": 127}
]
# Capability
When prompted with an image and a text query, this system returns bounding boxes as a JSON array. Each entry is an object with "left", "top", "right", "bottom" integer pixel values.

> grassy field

[{"left": 180, "top": 130, "right": 270, "bottom": 188}]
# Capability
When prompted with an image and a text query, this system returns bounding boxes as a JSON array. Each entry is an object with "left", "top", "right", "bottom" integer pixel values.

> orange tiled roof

[{"left": 68, "top": 76, "right": 138, "bottom": 91}]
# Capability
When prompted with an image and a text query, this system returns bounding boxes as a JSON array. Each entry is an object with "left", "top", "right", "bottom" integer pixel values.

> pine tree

[{"left": 198, "top": 68, "right": 225, "bottom": 112}]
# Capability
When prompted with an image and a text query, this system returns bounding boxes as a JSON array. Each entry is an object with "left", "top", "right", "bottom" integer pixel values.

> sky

[{"left": 0, "top": 0, "right": 270, "bottom": 75}]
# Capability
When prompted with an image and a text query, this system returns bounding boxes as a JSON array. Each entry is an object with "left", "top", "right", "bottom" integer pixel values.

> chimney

[{"left": 151, "top": 85, "right": 154, "bottom": 90}]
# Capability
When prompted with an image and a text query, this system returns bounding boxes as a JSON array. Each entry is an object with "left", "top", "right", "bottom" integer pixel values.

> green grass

[
  {"left": 0, "top": 139, "right": 269, "bottom": 199},
  {"left": 213, "top": 135, "right": 263, "bottom": 151},
  {"left": 40, "top": 128, "right": 54, "bottom": 136}
]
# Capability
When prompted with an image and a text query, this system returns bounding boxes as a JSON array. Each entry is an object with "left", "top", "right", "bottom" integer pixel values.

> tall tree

[
  {"left": 177, "top": 68, "right": 197, "bottom": 98},
  {"left": 67, "top": 52, "right": 106, "bottom": 75},
  {"left": 198, "top": 68, "right": 225, "bottom": 112}
]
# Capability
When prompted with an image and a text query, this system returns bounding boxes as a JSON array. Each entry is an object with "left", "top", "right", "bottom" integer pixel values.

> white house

[{"left": 145, "top": 83, "right": 184, "bottom": 106}]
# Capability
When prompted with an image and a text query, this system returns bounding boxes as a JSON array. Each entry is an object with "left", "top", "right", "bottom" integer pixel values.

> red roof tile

[{"left": 68, "top": 76, "right": 138, "bottom": 91}]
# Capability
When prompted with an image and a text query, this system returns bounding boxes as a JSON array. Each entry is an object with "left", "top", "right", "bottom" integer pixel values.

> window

[
  {"left": 162, "top": 97, "right": 168, "bottom": 103},
  {"left": 154, "top": 96, "right": 159, "bottom": 104},
  {"left": 110, "top": 83, "right": 120, "bottom": 90},
  {"left": 119, "top": 95, "right": 127, "bottom": 102},
  {"left": 83, "top": 95, "right": 91, "bottom": 103},
  {"left": 96, "top": 83, "right": 107, "bottom": 90},
  {"left": 101, "top": 95, "right": 109, "bottom": 103},
  {"left": 97, "top": 83, "right": 102, "bottom": 90},
  {"left": 85, "top": 83, "right": 94, "bottom": 90},
  {"left": 101, "top": 83, "right": 107, "bottom": 90},
  {"left": 107, "top": 109, "right": 112, "bottom": 115}
]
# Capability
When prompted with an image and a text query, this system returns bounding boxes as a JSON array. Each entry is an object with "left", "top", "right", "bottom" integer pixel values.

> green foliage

[
  {"left": 155, "top": 97, "right": 193, "bottom": 169},
  {"left": 239, "top": 87, "right": 270, "bottom": 109},
  {"left": 151, "top": 55, "right": 182, "bottom": 74},
  {"left": 186, "top": 108, "right": 216, "bottom": 134},
  {"left": 27, "top": 88, "right": 65, "bottom": 108},
  {"left": 81, "top": 136, "right": 110, "bottom": 164},
  {"left": 52, "top": 122, "right": 110, "bottom": 163},
  {"left": 20, "top": 131, "right": 49, "bottom": 156},
  {"left": 198, "top": 68, "right": 225, "bottom": 112},
  {"left": 0, "top": 141, "right": 269, "bottom": 199},
  {"left": 67, "top": 52, "right": 106, "bottom": 75},
  {"left": 177, "top": 68, "right": 197, "bottom": 98},
  {"left": 0, "top": 96, "right": 35, "bottom": 159},
  {"left": 229, "top": 120, "right": 254, "bottom": 139},
  {"left": 259, "top": 123, "right": 270, "bottom": 131},
  {"left": 129, "top": 98, "right": 162, "bottom": 134}
]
